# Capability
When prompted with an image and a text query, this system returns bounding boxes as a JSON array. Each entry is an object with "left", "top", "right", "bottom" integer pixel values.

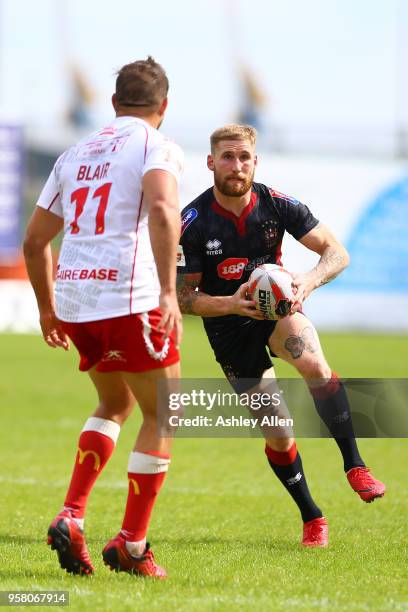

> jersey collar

[
  {"left": 211, "top": 190, "right": 258, "bottom": 236},
  {"left": 112, "top": 116, "right": 151, "bottom": 128}
]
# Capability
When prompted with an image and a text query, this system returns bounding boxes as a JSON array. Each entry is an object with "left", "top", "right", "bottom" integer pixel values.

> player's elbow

[
  {"left": 328, "top": 241, "right": 349, "bottom": 271},
  {"left": 23, "top": 232, "right": 46, "bottom": 259},
  {"left": 149, "top": 198, "right": 180, "bottom": 225},
  {"left": 341, "top": 246, "right": 350, "bottom": 270}
]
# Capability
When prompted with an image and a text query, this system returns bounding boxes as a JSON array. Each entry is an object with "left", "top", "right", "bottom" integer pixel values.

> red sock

[
  {"left": 265, "top": 442, "right": 298, "bottom": 465},
  {"left": 64, "top": 417, "right": 120, "bottom": 518},
  {"left": 308, "top": 371, "right": 340, "bottom": 400},
  {"left": 121, "top": 451, "right": 170, "bottom": 542}
]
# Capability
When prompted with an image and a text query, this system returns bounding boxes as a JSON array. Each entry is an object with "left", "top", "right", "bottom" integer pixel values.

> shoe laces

[
  {"left": 305, "top": 520, "right": 326, "bottom": 541},
  {"left": 350, "top": 467, "right": 374, "bottom": 487}
]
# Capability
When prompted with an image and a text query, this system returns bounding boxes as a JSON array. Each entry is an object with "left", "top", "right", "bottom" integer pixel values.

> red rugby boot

[
  {"left": 102, "top": 534, "right": 166, "bottom": 578},
  {"left": 47, "top": 511, "right": 94, "bottom": 575},
  {"left": 302, "top": 517, "right": 329, "bottom": 547},
  {"left": 346, "top": 467, "right": 386, "bottom": 503}
]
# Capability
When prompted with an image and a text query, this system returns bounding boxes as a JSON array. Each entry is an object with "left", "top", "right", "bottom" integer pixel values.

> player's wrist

[
  {"left": 160, "top": 287, "right": 177, "bottom": 296},
  {"left": 38, "top": 305, "right": 56, "bottom": 318},
  {"left": 306, "top": 269, "right": 320, "bottom": 290},
  {"left": 224, "top": 295, "right": 237, "bottom": 315}
]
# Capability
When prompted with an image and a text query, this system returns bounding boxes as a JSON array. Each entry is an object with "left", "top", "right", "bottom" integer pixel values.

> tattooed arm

[
  {"left": 290, "top": 223, "right": 350, "bottom": 309},
  {"left": 176, "top": 273, "right": 263, "bottom": 319},
  {"left": 300, "top": 223, "right": 350, "bottom": 287}
]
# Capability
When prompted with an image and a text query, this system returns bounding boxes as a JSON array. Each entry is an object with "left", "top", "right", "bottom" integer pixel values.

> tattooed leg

[
  {"left": 284, "top": 326, "right": 318, "bottom": 360},
  {"left": 284, "top": 334, "right": 306, "bottom": 359},
  {"left": 269, "top": 313, "right": 331, "bottom": 381}
]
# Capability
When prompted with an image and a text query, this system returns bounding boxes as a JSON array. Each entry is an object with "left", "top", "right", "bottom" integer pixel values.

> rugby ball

[{"left": 247, "top": 264, "right": 294, "bottom": 320}]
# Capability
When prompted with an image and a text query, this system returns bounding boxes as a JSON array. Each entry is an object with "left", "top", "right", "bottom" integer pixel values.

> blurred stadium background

[
  {"left": 1, "top": 0, "right": 408, "bottom": 333},
  {"left": 1, "top": 2, "right": 407, "bottom": 610}
]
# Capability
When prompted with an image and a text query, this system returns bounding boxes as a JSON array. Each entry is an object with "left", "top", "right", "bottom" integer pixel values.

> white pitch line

[{"left": 0, "top": 475, "right": 264, "bottom": 496}]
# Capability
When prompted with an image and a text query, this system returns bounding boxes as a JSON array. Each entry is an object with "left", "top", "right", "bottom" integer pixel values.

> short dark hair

[{"left": 115, "top": 56, "right": 169, "bottom": 109}]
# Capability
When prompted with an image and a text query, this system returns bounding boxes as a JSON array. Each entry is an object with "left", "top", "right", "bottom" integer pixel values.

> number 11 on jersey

[{"left": 70, "top": 182, "right": 112, "bottom": 235}]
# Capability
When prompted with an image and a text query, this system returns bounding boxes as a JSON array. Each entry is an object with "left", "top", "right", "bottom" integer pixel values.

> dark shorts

[{"left": 203, "top": 316, "right": 278, "bottom": 392}]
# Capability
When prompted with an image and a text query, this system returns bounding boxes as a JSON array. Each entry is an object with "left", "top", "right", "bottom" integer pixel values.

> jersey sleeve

[
  {"left": 143, "top": 140, "right": 184, "bottom": 183},
  {"left": 273, "top": 195, "right": 319, "bottom": 240},
  {"left": 177, "top": 210, "right": 204, "bottom": 275},
  {"left": 36, "top": 158, "right": 63, "bottom": 218}
]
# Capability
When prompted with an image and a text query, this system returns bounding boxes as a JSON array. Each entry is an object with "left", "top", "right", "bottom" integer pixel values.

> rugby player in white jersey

[{"left": 24, "top": 57, "right": 183, "bottom": 578}]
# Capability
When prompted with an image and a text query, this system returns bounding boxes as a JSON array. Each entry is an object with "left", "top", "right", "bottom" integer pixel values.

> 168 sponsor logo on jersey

[
  {"left": 217, "top": 255, "right": 271, "bottom": 280},
  {"left": 217, "top": 258, "right": 249, "bottom": 280}
]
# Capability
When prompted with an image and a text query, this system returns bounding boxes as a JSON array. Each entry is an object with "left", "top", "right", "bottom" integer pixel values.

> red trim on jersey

[
  {"left": 211, "top": 191, "right": 258, "bottom": 236},
  {"left": 129, "top": 125, "right": 149, "bottom": 313},
  {"left": 47, "top": 192, "right": 60, "bottom": 210},
  {"left": 99, "top": 127, "right": 116, "bottom": 136},
  {"left": 269, "top": 188, "right": 288, "bottom": 200}
]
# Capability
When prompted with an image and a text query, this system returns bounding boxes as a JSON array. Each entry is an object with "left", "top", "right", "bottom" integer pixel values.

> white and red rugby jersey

[{"left": 37, "top": 116, "right": 183, "bottom": 323}]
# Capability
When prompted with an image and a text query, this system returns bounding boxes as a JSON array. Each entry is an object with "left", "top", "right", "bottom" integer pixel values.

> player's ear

[
  {"left": 254, "top": 154, "right": 258, "bottom": 167},
  {"left": 112, "top": 93, "right": 118, "bottom": 111},
  {"left": 207, "top": 154, "right": 214, "bottom": 171},
  {"left": 158, "top": 97, "right": 168, "bottom": 116}
]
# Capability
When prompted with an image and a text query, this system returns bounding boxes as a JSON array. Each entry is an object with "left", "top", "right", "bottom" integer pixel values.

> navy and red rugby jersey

[{"left": 178, "top": 182, "right": 319, "bottom": 326}]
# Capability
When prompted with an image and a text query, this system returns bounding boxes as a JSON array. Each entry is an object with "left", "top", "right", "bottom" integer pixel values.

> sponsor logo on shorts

[
  {"left": 223, "top": 364, "right": 238, "bottom": 381},
  {"left": 102, "top": 350, "right": 126, "bottom": 362},
  {"left": 181, "top": 208, "right": 198, "bottom": 235},
  {"left": 217, "top": 257, "right": 249, "bottom": 280}
]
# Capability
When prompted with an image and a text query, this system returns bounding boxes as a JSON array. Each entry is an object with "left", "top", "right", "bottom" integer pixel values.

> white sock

[
  {"left": 63, "top": 507, "right": 84, "bottom": 531},
  {"left": 81, "top": 416, "right": 121, "bottom": 443},
  {"left": 72, "top": 517, "right": 84, "bottom": 530},
  {"left": 125, "top": 538, "right": 146, "bottom": 557}
]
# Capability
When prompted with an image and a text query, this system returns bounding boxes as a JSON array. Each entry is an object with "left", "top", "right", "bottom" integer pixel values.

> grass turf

[{"left": 0, "top": 318, "right": 407, "bottom": 611}]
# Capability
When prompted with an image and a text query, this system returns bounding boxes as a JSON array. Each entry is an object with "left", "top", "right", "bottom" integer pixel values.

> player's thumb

[
  {"left": 59, "top": 328, "right": 70, "bottom": 350},
  {"left": 238, "top": 281, "right": 249, "bottom": 297}
]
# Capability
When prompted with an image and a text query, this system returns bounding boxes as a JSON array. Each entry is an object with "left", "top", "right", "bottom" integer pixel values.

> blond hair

[{"left": 210, "top": 124, "right": 257, "bottom": 152}]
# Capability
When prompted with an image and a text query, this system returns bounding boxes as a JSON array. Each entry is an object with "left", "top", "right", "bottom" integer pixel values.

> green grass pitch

[{"left": 0, "top": 318, "right": 407, "bottom": 611}]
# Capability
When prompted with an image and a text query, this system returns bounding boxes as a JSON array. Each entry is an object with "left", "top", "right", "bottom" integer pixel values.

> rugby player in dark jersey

[{"left": 176, "top": 124, "right": 385, "bottom": 547}]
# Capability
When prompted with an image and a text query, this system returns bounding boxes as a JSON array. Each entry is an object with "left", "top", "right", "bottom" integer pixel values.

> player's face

[{"left": 208, "top": 140, "right": 257, "bottom": 197}]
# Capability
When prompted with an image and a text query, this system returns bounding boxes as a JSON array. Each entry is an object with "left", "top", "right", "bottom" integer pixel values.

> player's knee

[
  {"left": 298, "top": 360, "right": 331, "bottom": 384},
  {"left": 140, "top": 409, "right": 159, "bottom": 426},
  {"left": 95, "top": 394, "right": 135, "bottom": 422}
]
